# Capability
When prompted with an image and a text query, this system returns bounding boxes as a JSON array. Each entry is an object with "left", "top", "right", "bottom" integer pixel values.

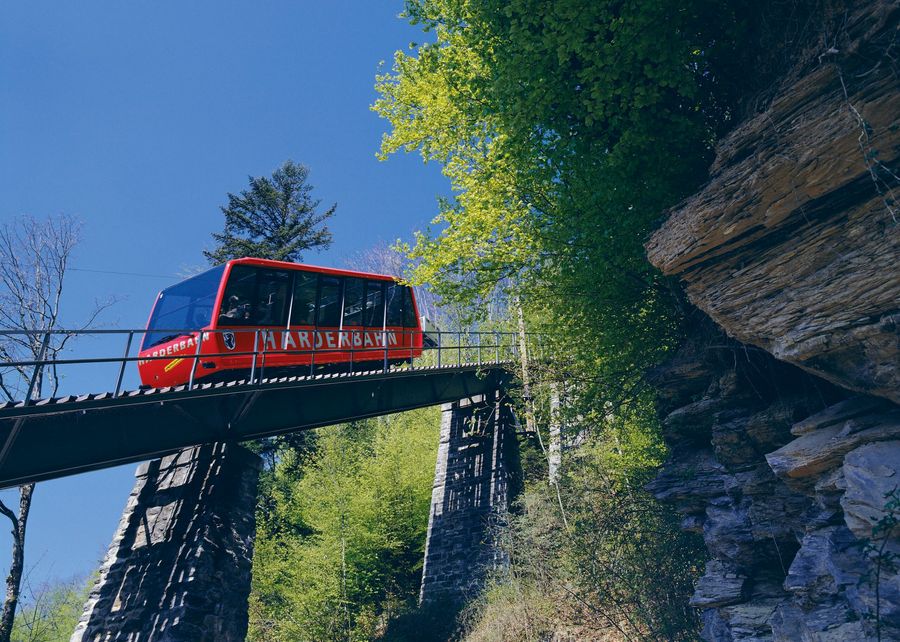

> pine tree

[{"left": 204, "top": 160, "right": 336, "bottom": 264}]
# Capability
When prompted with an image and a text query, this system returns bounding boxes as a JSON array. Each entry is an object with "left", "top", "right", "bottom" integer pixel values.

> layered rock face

[
  {"left": 646, "top": 0, "right": 899, "bottom": 403},
  {"left": 646, "top": 1, "right": 899, "bottom": 639},
  {"left": 649, "top": 342, "right": 899, "bottom": 640}
]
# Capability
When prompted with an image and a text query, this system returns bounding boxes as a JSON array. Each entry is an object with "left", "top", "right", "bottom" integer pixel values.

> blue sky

[{"left": 0, "top": 1, "right": 446, "bottom": 590}]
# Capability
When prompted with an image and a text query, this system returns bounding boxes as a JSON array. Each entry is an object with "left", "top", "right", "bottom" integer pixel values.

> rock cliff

[
  {"left": 646, "top": 0, "right": 899, "bottom": 403},
  {"left": 646, "top": 1, "right": 900, "bottom": 639}
]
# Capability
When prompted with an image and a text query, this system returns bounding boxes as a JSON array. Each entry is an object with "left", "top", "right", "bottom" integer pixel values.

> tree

[
  {"left": 204, "top": 160, "right": 338, "bottom": 463},
  {"left": 204, "top": 160, "right": 336, "bottom": 264},
  {"left": 248, "top": 409, "right": 439, "bottom": 641},
  {"left": 10, "top": 574, "right": 89, "bottom": 642},
  {"left": 373, "top": 0, "right": 752, "bottom": 400},
  {"left": 0, "top": 215, "right": 111, "bottom": 642},
  {"left": 370, "top": 0, "right": 758, "bottom": 634}
]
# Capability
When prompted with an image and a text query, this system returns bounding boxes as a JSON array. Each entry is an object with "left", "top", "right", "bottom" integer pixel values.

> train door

[
  {"left": 385, "top": 283, "right": 419, "bottom": 361},
  {"left": 313, "top": 274, "right": 343, "bottom": 365},
  {"left": 360, "top": 280, "right": 386, "bottom": 365},
  {"left": 337, "top": 278, "right": 387, "bottom": 366}
]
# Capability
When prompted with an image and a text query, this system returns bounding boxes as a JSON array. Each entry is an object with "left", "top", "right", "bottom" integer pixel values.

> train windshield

[{"left": 142, "top": 266, "right": 225, "bottom": 350}]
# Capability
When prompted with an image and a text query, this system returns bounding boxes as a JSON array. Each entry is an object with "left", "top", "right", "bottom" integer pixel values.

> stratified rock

[
  {"left": 738, "top": 464, "right": 811, "bottom": 542},
  {"left": 790, "top": 396, "right": 887, "bottom": 436},
  {"left": 646, "top": 449, "right": 734, "bottom": 515},
  {"left": 645, "top": 0, "right": 900, "bottom": 403},
  {"left": 644, "top": 2, "right": 900, "bottom": 639},
  {"left": 701, "top": 599, "right": 782, "bottom": 642},
  {"left": 783, "top": 526, "right": 862, "bottom": 607},
  {"left": 691, "top": 560, "right": 748, "bottom": 608},
  {"left": 778, "top": 524, "right": 900, "bottom": 641},
  {"left": 646, "top": 337, "right": 720, "bottom": 413},
  {"left": 770, "top": 603, "right": 870, "bottom": 642},
  {"left": 840, "top": 440, "right": 900, "bottom": 540},
  {"left": 765, "top": 400, "right": 900, "bottom": 488},
  {"left": 704, "top": 497, "right": 757, "bottom": 569},
  {"left": 712, "top": 401, "right": 797, "bottom": 472}
]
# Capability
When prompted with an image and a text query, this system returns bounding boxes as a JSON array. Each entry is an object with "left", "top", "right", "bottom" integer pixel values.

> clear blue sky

[{"left": 0, "top": 1, "right": 446, "bottom": 591}]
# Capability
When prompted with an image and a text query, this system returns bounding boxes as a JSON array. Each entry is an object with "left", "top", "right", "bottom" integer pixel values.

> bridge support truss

[
  {"left": 419, "top": 391, "right": 520, "bottom": 604},
  {"left": 71, "top": 442, "right": 260, "bottom": 642}
]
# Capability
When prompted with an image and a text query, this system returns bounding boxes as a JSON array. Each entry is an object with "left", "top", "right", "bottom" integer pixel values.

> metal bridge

[{"left": 0, "top": 329, "right": 529, "bottom": 489}]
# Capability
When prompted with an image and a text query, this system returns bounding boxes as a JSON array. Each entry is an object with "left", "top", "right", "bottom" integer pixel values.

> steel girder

[{"left": 0, "top": 365, "right": 512, "bottom": 489}]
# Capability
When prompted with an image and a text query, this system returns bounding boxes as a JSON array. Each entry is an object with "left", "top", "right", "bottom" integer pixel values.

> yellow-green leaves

[
  {"left": 373, "top": 0, "right": 745, "bottom": 383},
  {"left": 248, "top": 410, "right": 440, "bottom": 641}
]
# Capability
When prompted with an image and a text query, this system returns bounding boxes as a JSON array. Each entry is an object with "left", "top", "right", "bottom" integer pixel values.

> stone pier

[
  {"left": 419, "top": 391, "right": 519, "bottom": 604},
  {"left": 71, "top": 442, "right": 261, "bottom": 642}
]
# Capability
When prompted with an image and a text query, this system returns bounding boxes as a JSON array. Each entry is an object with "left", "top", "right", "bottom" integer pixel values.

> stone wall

[
  {"left": 419, "top": 392, "right": 517, "bottom": 604},
  {"left": 71, "top": 443, "right": 260, "bottom": 642}
]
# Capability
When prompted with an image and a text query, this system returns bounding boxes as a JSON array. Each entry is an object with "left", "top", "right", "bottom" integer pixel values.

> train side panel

[{"left": 138, "top": 258, "right": 423, "bottom": 387}]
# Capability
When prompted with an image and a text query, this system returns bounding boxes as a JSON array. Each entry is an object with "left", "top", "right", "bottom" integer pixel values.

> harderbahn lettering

[{"left": 139, "top": 330, "right": 401, "bottom": 365}]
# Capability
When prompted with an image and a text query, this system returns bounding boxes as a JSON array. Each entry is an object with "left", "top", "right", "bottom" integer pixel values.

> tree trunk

[
  {"left": 0, "top": 483, "right": 35, "bottom": 642},
  {"left": 514, "top": 297, "right": 536, "bottom": 435},
  {"left": 548, "top": 384, "right": 562, "bottom": 484}
]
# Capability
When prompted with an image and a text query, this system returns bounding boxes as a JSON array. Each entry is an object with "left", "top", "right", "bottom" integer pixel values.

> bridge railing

[{"left": 0, "top": 327, "right": 543, "bottom": 403}]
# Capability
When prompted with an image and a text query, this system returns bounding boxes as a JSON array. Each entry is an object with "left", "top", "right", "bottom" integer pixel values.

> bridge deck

[{"left": 0, "top": 363, "right": 512, "bottom": 489}]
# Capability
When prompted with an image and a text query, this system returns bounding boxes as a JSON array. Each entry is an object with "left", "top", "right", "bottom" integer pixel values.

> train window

[
  {"left": 219, "top": 266, "right": 257, "bottom": 326},
  {"left": 402, "top": 287, "right": 417, "bottom": 327},
  {"left": 385, "top": 282, "right": 404, "bottom": 327},
  {"left": 362, "top": 281, "right": 384, "bottom": 327},
  {"left": 256, "top": 270, "right": 291, "bottom": 326},
  {"left": 343, "top": 278, "right": 364, "bottom": 326},
  {"left": 317, "top": 276, "right": 342, "bottom": 327},
  {"left": 143, "top": 265, "right": 225, "bottom": 349},
  {"left": 386, "top": 284, "right": 417, "bottom": 328},
  {"left": 219, "top": 266, "right": 290, "bottom": 326},
  {"left": 290, "top": 271, "right": 317, "bottom": 326}
]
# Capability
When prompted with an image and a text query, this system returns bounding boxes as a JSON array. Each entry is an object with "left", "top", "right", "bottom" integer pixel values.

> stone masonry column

[
  {"left": 71, "top": 442, "right": 261, "bottom": 642},
  {"left": 419, "top": 391, "right": 517, "bottom": 604}
]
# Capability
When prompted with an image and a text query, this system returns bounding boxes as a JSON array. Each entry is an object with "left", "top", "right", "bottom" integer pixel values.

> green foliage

[
  {"left": 11, "top": 575, "right": 89, "bottom": 642},
  {"left": 462, "top": 406, "right": 704, "bottom": 641},
  {"left": 248, "top": 408, "right": 440, "bottom": 641},
  {"left": 372, "top": 5, "right": 740, "bottom": 631},
  {"left": 204, "top": 160, "right": 336, "bottom": 264},
  {"left": 373, "top": 0, "right": 753, "bottom": 408},
  {"left": 206, "top": 159, "right": 335, "bottom": 461}
]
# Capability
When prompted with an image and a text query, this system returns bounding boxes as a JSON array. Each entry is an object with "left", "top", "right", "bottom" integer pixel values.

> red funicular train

[{"left": 138, "top": 258, "right": 427, "bottom": 388}]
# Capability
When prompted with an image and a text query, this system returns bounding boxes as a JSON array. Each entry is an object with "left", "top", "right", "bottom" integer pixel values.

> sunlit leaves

[{"left": 248, "top": 409, "right": 439, "bottom": 641}]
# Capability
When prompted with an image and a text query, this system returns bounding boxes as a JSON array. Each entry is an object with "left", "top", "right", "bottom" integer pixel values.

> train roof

[{"left": 227, "top": 257, "right": 404, "bottom": 283}]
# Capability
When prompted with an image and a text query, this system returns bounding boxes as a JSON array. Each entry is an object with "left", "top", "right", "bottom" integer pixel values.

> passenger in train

[{"left": 220, "top": 295, "right": 250, "bottom": 321}]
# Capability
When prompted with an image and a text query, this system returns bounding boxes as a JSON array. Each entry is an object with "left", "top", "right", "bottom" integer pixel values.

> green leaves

[
  {"left": 248, "top": 410, "right": 439, "bottom": 641},
  {"left": 370, "top": 5, "right": 739, "bottom": 634},
  {"left": 373, "top": 0, "right": 748, "bottom": 405},
  {"left": 10, "top": 575, "right": 90, "bottom": 642}
]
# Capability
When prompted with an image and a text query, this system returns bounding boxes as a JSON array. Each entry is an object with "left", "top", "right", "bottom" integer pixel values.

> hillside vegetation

[
  {"left": 252, "top": 0, "right": 791, "bottom": 638},
  {"left": 248, "top": 409, "right": 439, "bottom": 641},
  {"left": 368, "top": 0, "right": 770, "bottom": 637}
]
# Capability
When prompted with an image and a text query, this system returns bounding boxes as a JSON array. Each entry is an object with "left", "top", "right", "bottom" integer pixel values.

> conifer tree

[{"left": 204, "top": 160, "right": 336, "bottom": 264}]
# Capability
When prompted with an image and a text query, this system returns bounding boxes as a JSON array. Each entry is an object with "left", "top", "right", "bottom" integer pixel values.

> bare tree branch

[{"left": 0, "top": 215, "right": 112, "bottom": 642}]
